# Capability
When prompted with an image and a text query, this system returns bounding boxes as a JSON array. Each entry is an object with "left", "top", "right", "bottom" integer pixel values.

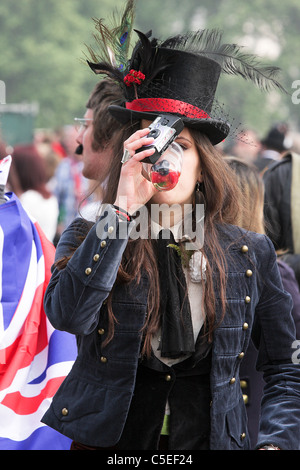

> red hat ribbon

[{"left": 125, "top": 98, "right": 210, "bottom": 119}]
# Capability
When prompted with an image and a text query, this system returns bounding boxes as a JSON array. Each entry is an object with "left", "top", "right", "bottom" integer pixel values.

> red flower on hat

[{"left": 124, "top": 69, "right": 145, "bottom": 87}]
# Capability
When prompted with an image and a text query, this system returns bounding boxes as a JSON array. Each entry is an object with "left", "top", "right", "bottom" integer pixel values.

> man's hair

[{"left": 86, "top": 79, "right": 123, "bottom": 151}]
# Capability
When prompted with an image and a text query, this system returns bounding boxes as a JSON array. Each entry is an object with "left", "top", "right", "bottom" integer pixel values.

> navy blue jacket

[{"left": 42, "top": 204, "right": 300, "bottom": 450}]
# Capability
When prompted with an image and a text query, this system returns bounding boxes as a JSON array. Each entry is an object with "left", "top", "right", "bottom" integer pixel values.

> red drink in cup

[{"left": 143, "top": 142, "right": 183, "bottom": 191}]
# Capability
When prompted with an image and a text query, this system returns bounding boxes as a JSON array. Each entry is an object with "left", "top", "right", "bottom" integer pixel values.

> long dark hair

[
  {"left": 100, "top": 122, "right": 161, "bottom": 354},
  {"left": 101, "top": 124, "right": 243, "bottom": 356}
]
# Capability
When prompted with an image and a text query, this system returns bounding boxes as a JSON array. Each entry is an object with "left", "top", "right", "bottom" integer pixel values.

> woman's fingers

[
  {"left": 131, "top": 145, "right": 155, "bottom": 162},
  {"left": 121, "top": 146, "right": 155, "bottom": 175},
  {"left": 115, "top": 127, "right": 159, "bottom": 211},
  {"left": 125, "top": 127, "right": 150, "bottom": 145}
]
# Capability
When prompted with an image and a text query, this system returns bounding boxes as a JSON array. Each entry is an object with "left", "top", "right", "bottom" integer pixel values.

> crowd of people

[
  {"left": 1, "top": 125, "right": 89, "bottom": 245},
  {"left": 1, "top": 0, "right": 300, "bottom": 451},
  {"left": 0, "top": 80, "right": 126, "bottom": 247}
]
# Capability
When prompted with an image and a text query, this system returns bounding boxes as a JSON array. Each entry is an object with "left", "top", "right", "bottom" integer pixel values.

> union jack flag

[{"left": 0, "top": 193, "right": 77, "bottom": 449}]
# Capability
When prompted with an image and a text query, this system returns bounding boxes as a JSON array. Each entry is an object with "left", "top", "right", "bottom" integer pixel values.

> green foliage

[
  {"left": 0, "top": 0, "right": 124, "bottom": 128},
  {"left": 0, "top": 0, "right": 299, "bottom": 135},
  {"left": 135, "top": 0, "right": 300, "bottom": 135},
  {"left": 167, "top": 243, "right": 194, "bottom": 268}
]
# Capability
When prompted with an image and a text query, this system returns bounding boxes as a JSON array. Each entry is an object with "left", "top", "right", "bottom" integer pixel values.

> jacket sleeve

[
  {"left": 43, "top": 204, "right": 135, "bottom": 335},
  {"left": 253, "top": 236, "right": 300, "bottom": 450},
  {"left": 277, "top": 258, "right": 300, "bottom": 338},
  {"left": 263, "top": 156, "right": 292, "bottom": 250}
]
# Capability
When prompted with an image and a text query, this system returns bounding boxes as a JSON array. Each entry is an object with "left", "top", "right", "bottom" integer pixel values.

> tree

[
  {"left": 0, "top": 0, "right": 299, "bottom": 135},
  {"left": 135, "top": 0, "right": 300, "bottom": 135},
  {"left": 0, "top": 0, "right": 124, "bottom": 128}
]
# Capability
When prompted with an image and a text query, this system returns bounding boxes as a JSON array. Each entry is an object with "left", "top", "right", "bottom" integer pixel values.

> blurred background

[{"left": 0, "top": 0, "right": 299, "bottom": 148}]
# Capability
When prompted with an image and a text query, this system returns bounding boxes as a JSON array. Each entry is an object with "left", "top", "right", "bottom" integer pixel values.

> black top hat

[
  {"left": 107, "top": 46, "right": 230, "bottom": 145},
  {"left": 86, "top": 8, "right": 286, "bottom": 146}
]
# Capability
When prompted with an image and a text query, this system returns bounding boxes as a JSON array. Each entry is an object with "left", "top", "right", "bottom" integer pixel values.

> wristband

[{"left": 112, "top": 205, "right": 132, "bottom": 222}]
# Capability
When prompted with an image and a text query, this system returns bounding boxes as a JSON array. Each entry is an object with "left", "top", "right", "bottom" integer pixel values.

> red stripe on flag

[
  {"left": 1, "top": 376, "right": 65, "bottom": 415},
  {"left": 33, "top": 222, "right": 55, "bottom": 285},
  {"left": 0, "top": 222, "right": 55, "bottom": 392}
]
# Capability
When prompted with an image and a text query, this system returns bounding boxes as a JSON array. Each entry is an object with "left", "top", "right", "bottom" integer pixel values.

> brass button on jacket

[
  {"left": 165, "top": 374, "right": 172, "bottom": 382},
  {"left": 240, "top": 380, "right": 247, "bottom": 389},
  {"left": 238, "top": 351, "right": 245, "bottom": 359},
  {"left": 98, "top": 328, "right": 105, "bottom": 335},
  {"left": 100, "top": 240, "right": 107, "bottom": 248},
  {"left": 241, "top": 245, "right": 248, "bottom": 253},
  {"left": 245, "top": 295, "right": 251, "bottom": 303},
  {"left": 230, "top": 377, "right": 236, "bottom": 384},
  {"left": 242, "top": 322, "right": 249, "bottom": 330},
  {"left": 61, "top": 408, "right": 68, "bottom": 416},
  {"left": 85, "top": 267, "right": 92, "bottom": 275},
  {"left": 100, "top": 356, "right": 107, "bottom": 363},
  {"left": 93, "top": 253, "right": 100, "bottom": 262},
  {"left": 246, "top": 269, "right": 253, "bottom": 277},
  {"left": 243, "top": 394, "right": 249, "bottom": 404}
]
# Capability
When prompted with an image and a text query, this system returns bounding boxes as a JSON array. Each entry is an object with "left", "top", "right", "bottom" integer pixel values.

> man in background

[{"left": 52, "top": 78, "right": 123, "bottom": 241}]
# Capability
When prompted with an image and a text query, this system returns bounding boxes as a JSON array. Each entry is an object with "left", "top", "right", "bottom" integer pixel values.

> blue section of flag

[
  {"left": 0, "top": 193, "right": 33, "bottom": 330},
  {"left": 29, "top": 330, "right": 77, "bottom": 385},
  {"left": 0, "top": 426, "right": 71, "bottom": 450}
]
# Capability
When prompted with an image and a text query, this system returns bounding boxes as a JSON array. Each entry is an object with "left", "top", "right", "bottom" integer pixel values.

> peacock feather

[
  {"left": 85, "top": 8, "right": 286, "bottom": 99},
  {"left": 85, "top": 0, "right": 136, "bottom": 72}
]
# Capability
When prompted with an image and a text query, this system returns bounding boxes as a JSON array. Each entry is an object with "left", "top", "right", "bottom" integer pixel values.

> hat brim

[{"left": 108, "top": 105, "right": 230, "bottom": 145}]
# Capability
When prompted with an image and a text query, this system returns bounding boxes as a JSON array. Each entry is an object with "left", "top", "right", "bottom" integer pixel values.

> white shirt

[{"left": 20, "top": 190, "right": 59, "bottom": 242}]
